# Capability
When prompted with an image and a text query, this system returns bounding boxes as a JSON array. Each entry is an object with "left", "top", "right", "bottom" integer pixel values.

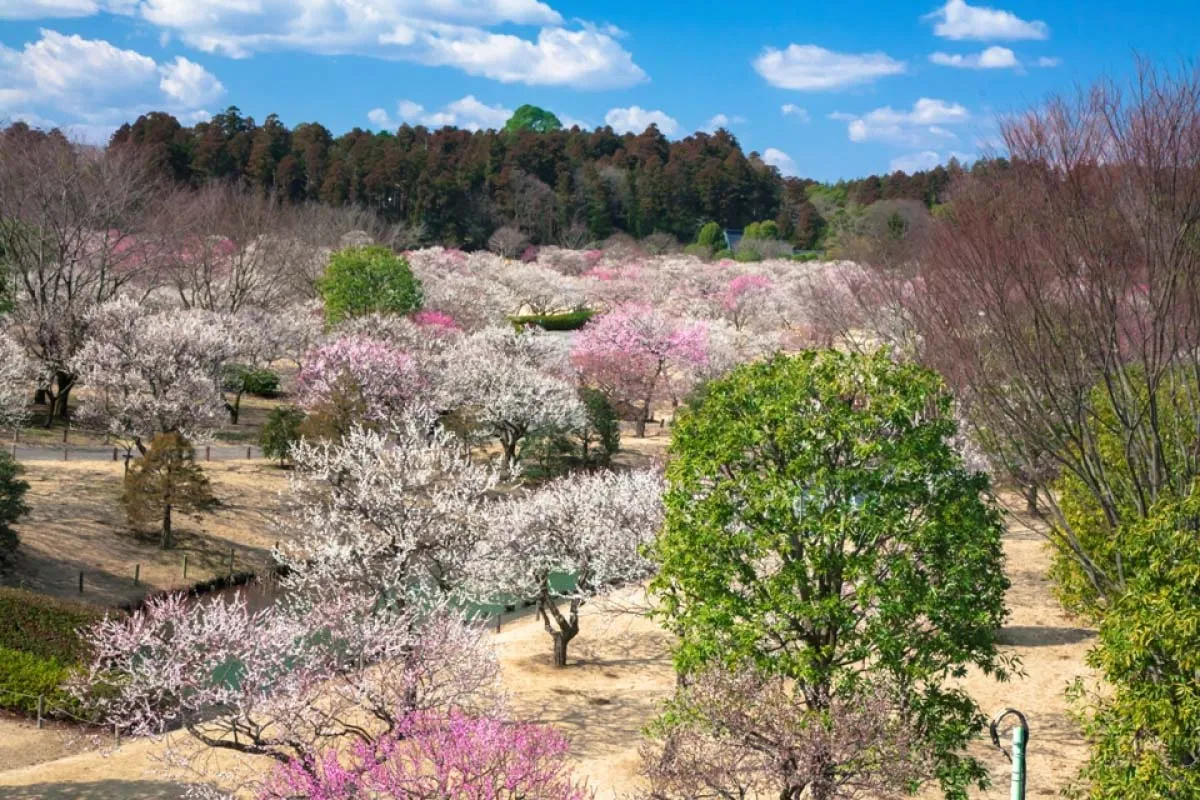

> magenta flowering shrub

[
  {"left": 261, "top": 711, "right": 591, "bottom": 800},
  {"left": 411, "top": 309, "right": 461, "bottom": 333}
]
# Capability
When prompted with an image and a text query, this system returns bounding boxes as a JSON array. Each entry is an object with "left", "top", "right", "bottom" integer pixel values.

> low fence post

[
  {"left": 182, "top": 554, "right": 189, "bottom": 579},
  {"left": 63, "top": 447, "right": 68, "bottom": 462},
  {"left": 134, "top": 563, "right": 140, "bottom": 586},
  {"left": 206, "top": 445, "right": 211, "bottom": 462},
  {"left": 36, "top": 695, "right": 44, "bottom": 729},
  {"left": 112, "top": 447, "right": 118, "bottom": 462},
  {"left": 78, "top": 571, "right": 83, "bottom": 594},
  {"left": 495, "top": 612, "right": 502, "bottom": 633},
  {"left": 62, "top": 425, "right": 68, "bottom": 443},
  {"left": 246, "top": 445, "right": 252, "bottom": 459}
]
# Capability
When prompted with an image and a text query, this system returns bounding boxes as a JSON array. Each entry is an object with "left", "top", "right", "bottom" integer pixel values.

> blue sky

[{"left": 1, "top": 0, "right": 1196, "bottom": 180}]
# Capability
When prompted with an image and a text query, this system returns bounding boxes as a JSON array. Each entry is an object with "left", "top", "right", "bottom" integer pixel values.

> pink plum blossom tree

[
  {"left": 75, "top": 590, "right": 500, "bottom": 798},
  {"left": 471, "top": 469, "right": 664, "bottom": 666},
  {"left": 572, "top": 305, "right": 709, "bottom": 436},
  {"left": 260, "top": 711, "right": 591, "bottom": 800},
  {"left": 297, "top": 335, "right": 423, "bottom": 427}
]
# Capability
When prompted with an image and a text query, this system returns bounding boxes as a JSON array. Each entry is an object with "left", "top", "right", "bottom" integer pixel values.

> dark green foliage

[
  {"left": 503, "top": 105, "right": 563, "bottom": 134},
  {"left": 579, "top": 387, "right": 620, "bottom": 466},
  {"left": 318, "top": 245, "right": 423, "bottom": 325},
  {"left": 0, "top": 589, "right": 108, "bottom": 719},
  {"left": 696, "top": 221, "right": 722, "bottom": 249},
  {"left": 713, "top": 248, "right": 733, "bottom": 260},
  {"left": 509, "top": 309, "right": 595, "bottom": 331},
  {"left": 732, "top": 246, "right": 762, "bottom": 262},
  {"left": 651, "top": 351, "right": 1014, "bottom": 798},
  {"left": 742, "top": 220, "right": 778, "bottom": 240},
  {"left": 0, "top": 588, "right": 105, "bottom": 664},
  {"left": 0, "top": 451, "right": 29, "bottom": 568},
  {"left": 224, "top": 364, "right": 281, "bottom": 398},
  {"left": 1068, "top": 489, "right": 1200, "bottom": 799},
  {"left": 261, "top": 405, "right": 306, "bottom": 466},
  {"left": 123, "top": 432, "right": 218, "bottom": 549}
]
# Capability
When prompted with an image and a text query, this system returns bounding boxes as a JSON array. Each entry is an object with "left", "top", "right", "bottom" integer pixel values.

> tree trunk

[
  {"left": 552, "top": 631, "right": 570, "bottom": 668},
  {"left": 227, "top": 392, "right": 243, "bottom": 425},
  {"left": 634, "top": 415, "right": 647, "bottom": 438},
  {"left": 161, "top": 502, "right": 173, "bottom": 549},
  {"left": 1023, "top": 484, "right": 1039, "bottom": 516}
]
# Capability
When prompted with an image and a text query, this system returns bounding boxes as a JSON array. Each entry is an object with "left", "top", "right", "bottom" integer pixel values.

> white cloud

[
  {"left": 158, "top": 56, "right": 224, "bottom": 106},
  {"left": 0, "top": 0, "right": 99, "bottom": 19},
  {"left": 923, "top": 0, "right": 1048, "bottom": 41},
  {"left": 835, "top": 98, "right": 970, "bottom": 145},
  {"left": 762, "top": 147, "right": 798, "bottom": 176},
  {"left": 703, "top": 113, "right": 746, "bottom": 131},
  {"left": 929, "top": 45, "right": 1018, "bottom": 69},
  {"left": 1037, "top": 56, "right": 1061, "bottom": 67},
  {"left": 75, "top": 0, "right": 647, "bottom": 89},
  {"left": 0, "top": 28, "right": 222, "bottom": 127},
  {"left": 604, "top": 106, "right": 678, "bottom": 135},
  {"left": 890, "top": 149, "right": 975, "bottom": 173},
  {"left": 781, "top": 103, "right": 810, "bottom": 123},
  {"left": 368, "top": 95, "right": 512, "bottom": 131},
  {"left": 753, "top": 44, "right": 905, "bottom": 91},
  {"left": 558, "top": 114, "right": 590, "bottom": 130}
]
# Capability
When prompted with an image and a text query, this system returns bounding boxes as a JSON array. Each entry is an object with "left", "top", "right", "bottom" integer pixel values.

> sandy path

[{"left": 0, "top": 501, "right": 1094, "bottom": 799}]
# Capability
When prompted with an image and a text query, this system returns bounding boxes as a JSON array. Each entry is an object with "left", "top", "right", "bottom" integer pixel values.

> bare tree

[
  {"left": 508, "top": 170, "right": 557, "bottom": 244},
  {"left": 0, "top": 127, "right": 162, "bottom": 424},
  {"left": 890, "top": 62, "right": 1200, "bottom": 608},
  {"left": 488, "top": 226, "right": 529, "bottom": 259}
]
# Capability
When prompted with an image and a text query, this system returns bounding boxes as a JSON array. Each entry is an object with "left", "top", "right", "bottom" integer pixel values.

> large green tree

[
  {"left": 651, "top": 350, "right": 1014, "bottom": 799},
  {"left": 317, "top": 245, "right": 423, "bottom": 325},
  {"left": 1069, "top": 488, "right": 1200, "bottom": 799},
  {"left": 503, "top": 105, "right": 564, "bottom": 134}
]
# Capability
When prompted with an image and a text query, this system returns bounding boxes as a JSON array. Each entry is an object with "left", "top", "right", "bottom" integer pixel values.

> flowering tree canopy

[
  {"left": 297, "top": 335, "right": 423, "bottom": 428},
  {"left": 572, "top": 305, "right": 709, "bottom": 436},
  {"left": 472, "top": 469, "right": 664, "bottom": 666},
  {"left": 439, "top": 327, "right": 584, "bottom": 472},
  {"left": 75, "top": 591, "right": 499, "bottom": 798},
  {"left": 280, "top": 412, "right": 499, "bottom": 601},
  {"left": 76, "top": 297, "right": 233, "bottom": 450},
  {"left": 260, "top": 711, "right": 591, "bottom": 800},
  {"left": 0, "top": 332, "right": 31, "bottom": 429}
]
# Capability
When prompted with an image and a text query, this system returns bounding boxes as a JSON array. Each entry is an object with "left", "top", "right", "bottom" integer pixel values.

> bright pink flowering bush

[
  {"left": 260, "top": 711, "right": 591, "bottom": 800},
  {"left": 412, "top": 309, "right": 461, "bottom": 332}
]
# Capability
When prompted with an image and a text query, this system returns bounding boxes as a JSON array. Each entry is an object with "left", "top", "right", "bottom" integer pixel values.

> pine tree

[{"left": 122, "top": 432, "right": 217, "bottom": 549}]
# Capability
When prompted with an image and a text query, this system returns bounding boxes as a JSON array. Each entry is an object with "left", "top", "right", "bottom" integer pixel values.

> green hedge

[
  {"left": 0, "top": 646, "right": 83, "bottom": 717},
  {"left": 509, "top": 309, "right": 596, "bottom": 331},
  {"left": 0, "top": 588, "right": 107, "bottom": 664}
]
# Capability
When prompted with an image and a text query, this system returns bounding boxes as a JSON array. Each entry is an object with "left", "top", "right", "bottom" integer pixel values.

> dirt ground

[
  {"left": 0, "top": 496, "right": 1094, "bottom": 799},
  {"left": 1, "top": 458, "right": 289, "bottom": 607}
]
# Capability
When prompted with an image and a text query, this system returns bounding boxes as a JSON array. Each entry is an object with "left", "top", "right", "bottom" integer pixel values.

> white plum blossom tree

[
  {"left": 76, "top": 297, "right": 234, "bottom": 452},
  {"left": 75, "top": 590, "right": 500, "bottom": 799},
  {"left": 438, "top": 327, "right": 584, "bottom": 473},
  {"left": 0, "top": 332, "right": 31, "bottom": 430},
  {"left": 472, "top": 469, "right": 664, "bottom": 667},
  {"left": 280, "top": 411, "right": 499, "bottom": 602}
]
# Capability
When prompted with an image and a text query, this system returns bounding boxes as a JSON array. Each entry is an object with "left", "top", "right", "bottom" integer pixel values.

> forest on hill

[{"left": 54, "top": 106, "right": 998, "bottom": 251}]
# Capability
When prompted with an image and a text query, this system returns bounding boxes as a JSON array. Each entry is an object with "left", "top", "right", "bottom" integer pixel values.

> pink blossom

[
  {"left": 260, "top": 711, "right": 591, "bottom": 800},
  {"left": 572, "top": 304, "right": 709, "bottom": 436},
  {"left": 412, "top": 309, "right": 462, "bottom": 332},
  {"left": 297, "top": 335, "right": 423, "bottom": 423}
]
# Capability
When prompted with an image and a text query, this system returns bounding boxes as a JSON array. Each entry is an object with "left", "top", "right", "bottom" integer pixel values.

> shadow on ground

[{"left": 0, "top": 781, "right": 187, "bottom": 800}]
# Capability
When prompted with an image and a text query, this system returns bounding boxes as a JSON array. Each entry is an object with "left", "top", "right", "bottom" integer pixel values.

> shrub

[
  {"left": 318, "top": 245, "right": 423, "bottom": 325},
  {"left": 261, "top": 406, "right": 306, "bottom": 466},
  {"left": 733, "top": 246, "right": 762, "bottom": 263},
  {"left": 579, "top": 387, "right": 619, "bottom": 466},
  {"left": 0, "top": 646, "right": 84, "bottom": 718},
  {"left": 682, "top": 243, "right": 712, "bottom": 260},
  {"left": 1069, "top": 489, "right": 1200, "bottom": 799},
  {"left": 509, "top": 309, "right": 595, "bottom": 331},
  {"left": 696, "top": 221, "right": 722, "bottom": 249},
  {"left": 0, "top": 588, "right": 106, "bottom": 663},
  {"left": 1050, "top": 371, "right": 1198, "bottom": 619},
  {"left": 0, "top": 450, "right": 28, "bottom": 568},
  {"left": 713, "top": 248, "right": 733, "bottom": 260},
  {"left": 224, "top": 364, "right": 281, "bottom": 398}
]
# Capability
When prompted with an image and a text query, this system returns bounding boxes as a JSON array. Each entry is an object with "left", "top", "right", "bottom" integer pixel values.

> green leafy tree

[
  {"left": 1068, "top": 488, "right": 1200, "bottom": 799},
  {"left": 651, "top": 350, "right": 1014, "bottom": 800},
  {"left": 696, "top": 221, "right": 722, "bottom": 249},
  {"left": 122, "top": 432, "right": 217, "bottom": 549},
  {"left": 503, "top": 105, "right": 564, "bottom": 134},
  {"left": 317, "top": 245, "right": 423, "bottom": 325},
  {"left": 1049, "top": 370, "right": 1199, "bottom": 619},
  {"left": 743, "top": 219, "right": 779, "bottom": 240},
  {"left": 260, "top": 406, "right": 306, "bottom": 467},
  {"left": 0, "top": 452, "right": 29, "bottom": 568}
]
